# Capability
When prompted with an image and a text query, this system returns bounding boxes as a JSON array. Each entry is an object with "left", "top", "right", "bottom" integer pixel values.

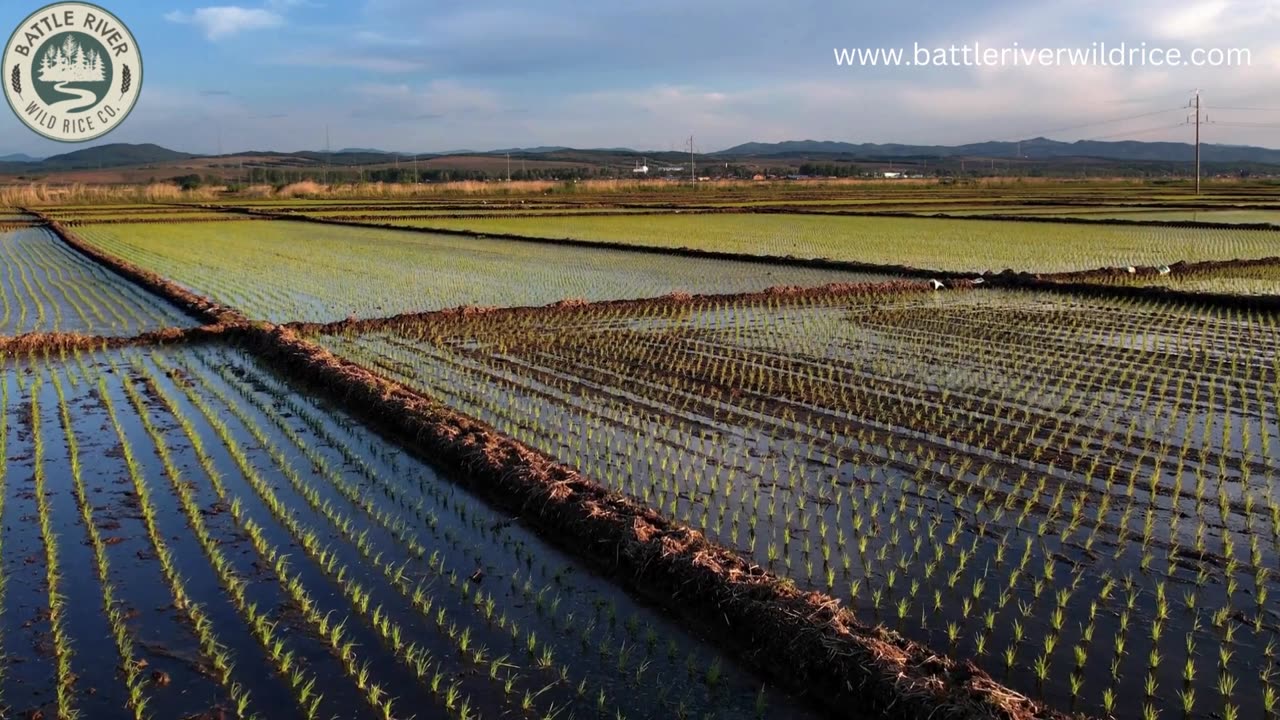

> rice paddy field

[
  {"left": 1, "top": 344, "right": 806, "bottom": 720},
  {"left": 313, "top": 288, "right": 1280, "bottom": 720},
  {"left": 72, "top": 221, "right": 895, "bottom": 322},
  {"left": 4, "top": 184, "right": 1280, "bottom": 720},
  {"left": 369, "top": 213, "right": 1280, "bottom": 273},
  {"left": 1, "top": 227, "right": 195, "bottom": 336}
]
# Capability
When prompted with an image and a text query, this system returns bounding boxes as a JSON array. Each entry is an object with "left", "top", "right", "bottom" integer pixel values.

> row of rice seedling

[
  {"left": 0, "top": 343, "right": 814, "bottom": 719},
  {"left": 0, "top": 227, "right": 195, "bottom": 336},
  {"left": 73, "top": 221, "right": 895, "bottom": 323},
  {"left": 312, "top": 287, "right": 1280, "bottom": 720},
  {"left": 371, "top": 213, "right": 1280, "bottom": 273}
]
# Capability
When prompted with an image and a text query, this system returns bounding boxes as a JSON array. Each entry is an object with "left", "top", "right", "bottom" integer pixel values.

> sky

[{"left": 2, "top": 0, "right": 1279, "bottom": 156}]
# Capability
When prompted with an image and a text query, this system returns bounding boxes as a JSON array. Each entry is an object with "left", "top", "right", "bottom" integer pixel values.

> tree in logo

[
  {"left": 31, "top": 32, "right": 112, "bottom": 113},
  {"left": 39, "top": 35, "right": 105, "bottom": 83}
]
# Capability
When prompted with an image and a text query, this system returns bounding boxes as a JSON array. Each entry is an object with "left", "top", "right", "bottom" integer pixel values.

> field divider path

[{"left": 29, "top": 211, "right": 1095, "bottom": 720}]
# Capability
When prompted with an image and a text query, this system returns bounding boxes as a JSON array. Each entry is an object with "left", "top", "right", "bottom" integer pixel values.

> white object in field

[
  {"left": 929, "top": 279, "right": 944, "bottom": 290},
  {"left": 1125, "top": 266, "right": 1136, "bottom": 274},
  {"left": 971, "top": 277, "right": 985, "bottom": 285},
  {"left": 1157, "top": 265, "right": 1171, "bottom": 275}
]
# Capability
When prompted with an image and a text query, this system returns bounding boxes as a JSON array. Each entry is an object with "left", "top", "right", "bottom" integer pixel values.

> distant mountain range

[
  {"left": 6, "top": 143, "right": 194, "bottom": 171},
  {"left": 4, "top": 137, "right": 1280, "bottom": 176},
  {"left": 340, "top": 146, "right": 638, "bottom": 156},
  {"left": 715, "top": 137, "right": 1280, "bottom": 164}
]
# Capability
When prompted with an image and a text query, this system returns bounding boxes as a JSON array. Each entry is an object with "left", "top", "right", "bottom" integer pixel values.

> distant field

[
  {"left": 376, "top": 213, "right": 1280, "bottom": 273},
  {"left": 937, "top": 207, "right": 1280, "bottom": 224},
  {"left": 1054, "top": 209, "right": 1280, "bottom": 224},
  {"left": 75, "top": 221, "right": 896, "bottom": 322},
  {"left": 297, "top": 208, "right": 675, "bottom": 219}
]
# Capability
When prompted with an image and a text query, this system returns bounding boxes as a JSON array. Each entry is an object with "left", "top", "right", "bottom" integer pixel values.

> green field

[
  {"left": 378, "top": 213, "right": 1280, "bottom": 273},
  {"left": 75, "top": 220, "right": 896, "bottom": 322}
]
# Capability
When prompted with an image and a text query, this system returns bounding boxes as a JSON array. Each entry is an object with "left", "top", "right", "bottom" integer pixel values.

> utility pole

[
  {"left": 506, "top": 152, "right": 511, "bottom": 182},
  {"left": 324, "top": 125, "right": 330, "bottom": 186},
  {"left": 689, "top": 135, "right": 695, "bottom": 183},
  {"left": 1191, "top": 89, "right": 1202, "bottom": 194}
]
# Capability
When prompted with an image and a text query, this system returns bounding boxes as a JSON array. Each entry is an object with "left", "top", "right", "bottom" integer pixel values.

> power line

[
  {"left": 1211, "top": 121, "right": 1280, "bottom": 129},
  {"left": 1207, "top": 106, "right": 1280, "bottom": 112},
  {"left": 1190, "top": 89, "right": 1201, "bottom": 195},
  {"left": 1083, "top": 122, "right": 1187, "bottom": 141},
  {"left": 1014, "top": 106, "right": 1184, "bottom": 139}
]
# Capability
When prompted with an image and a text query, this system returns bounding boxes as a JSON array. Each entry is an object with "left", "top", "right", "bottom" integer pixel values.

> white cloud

[
  {"left": 275, "top": 52, "right": 425, "bottom": 72},
  {"left": 165, "top": 6, "right": 284, "bottom": 40},
  {"left": 353, "top": 80, "right": 502, "bottom": 116}
]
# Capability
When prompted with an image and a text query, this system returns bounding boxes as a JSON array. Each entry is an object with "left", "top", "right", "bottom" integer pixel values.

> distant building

[{"left": 882, "top": 171, "right": 903, "bottom": 179}]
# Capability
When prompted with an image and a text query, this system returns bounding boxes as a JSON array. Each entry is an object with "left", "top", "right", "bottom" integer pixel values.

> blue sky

[{"left": 2, "top": 0, "right": 1278, "bottom": 156}]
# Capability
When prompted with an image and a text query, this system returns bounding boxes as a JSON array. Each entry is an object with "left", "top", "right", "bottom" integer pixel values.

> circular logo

[{"left": 3, "top": 2, "right": 142, "bottom": 142}]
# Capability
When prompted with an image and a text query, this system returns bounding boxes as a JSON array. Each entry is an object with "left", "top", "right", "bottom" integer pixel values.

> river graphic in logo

[{"left": 4, "top": 3, "right": 142, "bottom": 142}]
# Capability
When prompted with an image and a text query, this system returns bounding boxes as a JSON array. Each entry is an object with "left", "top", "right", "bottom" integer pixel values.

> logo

[{"left": 3, "top": 3, "right": 142, "bottom": 142}]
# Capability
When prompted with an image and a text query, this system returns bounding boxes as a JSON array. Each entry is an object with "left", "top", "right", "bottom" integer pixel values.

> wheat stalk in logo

[
  {"left": 9, "top": 65, "right": 19, "bottom": 96},
  {"left": 120, "top": 65, "right": 130, "bottom": 97}
]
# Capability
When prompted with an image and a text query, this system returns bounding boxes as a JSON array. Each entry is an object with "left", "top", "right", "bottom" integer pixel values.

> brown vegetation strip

[
  {"left": 235, "top": 322, "right": 1078, "bottom": 720},
  {"left": 0, "top": 325, "right": 230, "bottom": 356},
  {"left": 23, "top": 209, "right": 249, "bottom": 326}
]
